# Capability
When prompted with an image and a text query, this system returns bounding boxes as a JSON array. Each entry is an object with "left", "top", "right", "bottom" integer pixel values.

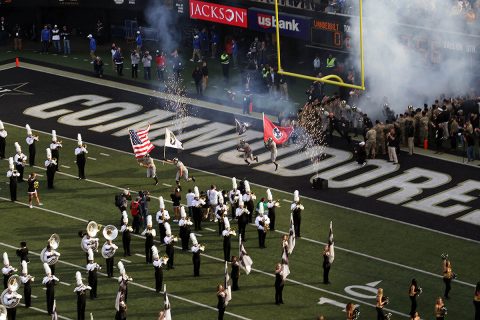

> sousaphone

[
  {"left": 0, "top": 275, "right": 22, "bottom": 308},
  {"left": 81, "top": 221, "right": 101, "bottom": 252},
  {"left": 40, "top": 234, "right": 60, "bottom": 265},
  {"left": 101, "top": 225, "right": 118, "bottom": 258}
]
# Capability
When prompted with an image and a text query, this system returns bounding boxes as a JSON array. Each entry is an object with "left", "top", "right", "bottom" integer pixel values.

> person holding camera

[
  {"left": 113, "top": 47, "right": 124, "bottom": 76},
  {"left": 130, "top": 49, "right": 140, "bottom": 79},
  {"left": 142, "top": 51, "right": 152, "bottom": 80}
]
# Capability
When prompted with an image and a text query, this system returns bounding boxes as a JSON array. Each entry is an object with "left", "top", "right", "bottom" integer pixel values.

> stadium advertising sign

[
  {"left": 189, "top": 0, "right": 247, "bottom": 28},
  {"left": 248, "top": 8, "right": 311, "bottom": 40}
]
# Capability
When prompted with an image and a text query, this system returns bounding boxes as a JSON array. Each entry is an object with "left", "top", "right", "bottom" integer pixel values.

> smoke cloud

[
  {"left": 145, "top": 0, "right": 180, "bottom": 53},
  {"left": 350, "top": 0, "right": 480, "bottom": 118}
]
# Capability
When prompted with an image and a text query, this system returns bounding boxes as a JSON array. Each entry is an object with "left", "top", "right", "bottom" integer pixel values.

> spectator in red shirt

[
  {"left": 130, "top": 196, "right": 141, "bottom": 234},
  {"left": 155, "top": 50, "right": 166, "bottom": 81}
]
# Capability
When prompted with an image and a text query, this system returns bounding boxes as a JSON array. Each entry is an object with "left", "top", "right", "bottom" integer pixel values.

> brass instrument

[
  {"left": 251, "top": 193, "right": 257, "bottom": 201},
  {"left": 161, "top": 255, "right": 169, "bottom": 263},
  {"left": 199, "top": 244, "right": 206, "bottom": 252},
  {"left": 101, "top": 225, "right": 118, "bottom": 259},
  {"left": 352, "top": 307, "right": 360, "bottom": 320},
  {"left": 262, "top": 216, "right": 270, "bottom": 233},
  {"left": 229, "top": 227, "right": 237, "bottom": 236},
  {"left": 0, "top": 275, "right": 22, "bottom": 308},
  {"left": 41, "top": 234, "right": 60, "bottom": 265},
  {"left": 81, "top": 221, "right": 101, "bottom": 252}
]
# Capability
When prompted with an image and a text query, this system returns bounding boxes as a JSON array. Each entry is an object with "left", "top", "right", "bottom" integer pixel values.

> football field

[{"left": 0, "top": 123, "right": 478, "bottom": 320}]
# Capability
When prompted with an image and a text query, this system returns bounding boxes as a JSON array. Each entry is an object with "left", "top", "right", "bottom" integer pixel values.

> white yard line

[
  {"left": 0, "top": 241, "right": 252, "bottom": 320},
  {"left": 120, "top": 259, "right": 132, "bottom": 263},
  {"left": 135, "top": 253, "right": 146, "bottom": 258},
  {"left": 87, "top": 157, "right": 97, "bottom": 160},
  {"left": 60, "top": 281, "right": 71, "bottom": 286},
  {"left": 282, "top": 199, "right": 290, "bottom": 203},
  {"left": 19, "top": 303, "right": 73, "bottom": 320},
  {"left": 60, "top": 165, "right": 70, "bottom": 169},
  {"left": 31, "top": 294, "right": 38, "bottom": 298},
  {"left": 162, "top": 183, "right": 172, "bottom": 187},
  {"left": 204, "top": 227, "right": 215, "bottom": 232},
  {"left": 100, "top": 153, "right": 110, "bottom": 157},
  {"left": 36, "top": 174, "right": 44, "bottom": 177}
]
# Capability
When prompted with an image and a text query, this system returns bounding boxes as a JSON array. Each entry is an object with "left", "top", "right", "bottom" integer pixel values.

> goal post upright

[{"left": 274, "top": 0, "right": 366, "bottom": 91}]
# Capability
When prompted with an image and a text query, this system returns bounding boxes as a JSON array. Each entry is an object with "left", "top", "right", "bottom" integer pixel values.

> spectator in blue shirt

[
  {"left": 135, "top": 30, "right": 142, "bottom": 52},
  {"left": 210, "top": 28, "right": 219, "bottom": 58},
  {"left": 40, "top": 25, "right": 51, "bottom": 54},
  {"left": 190, "top": 33, "right": 201, "bottom": 62},
  {"left": 87, "top": 34, "right": 96, "bottom": 63}
]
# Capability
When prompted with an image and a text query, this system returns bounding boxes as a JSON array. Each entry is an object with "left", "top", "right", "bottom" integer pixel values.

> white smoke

[
  {"left": 145, "top": 0, "right": 180, "bottom": 53},
  {"left": 350, "top": 0, "right": 479, "bottom": 118}
]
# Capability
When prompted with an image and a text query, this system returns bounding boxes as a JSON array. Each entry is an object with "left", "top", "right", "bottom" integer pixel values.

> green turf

[{"left": 0, "top": 123, "right": 478, "bottom": 319}]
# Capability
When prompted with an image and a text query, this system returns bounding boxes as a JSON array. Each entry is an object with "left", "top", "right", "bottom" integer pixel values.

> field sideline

[{"left": 0, "top": 123, "right": 478, "bottom": 320}]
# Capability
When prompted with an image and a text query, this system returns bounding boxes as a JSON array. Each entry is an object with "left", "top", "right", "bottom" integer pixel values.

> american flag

[{"left": 129, "top": 125, "right": 155, "bottom": 159}]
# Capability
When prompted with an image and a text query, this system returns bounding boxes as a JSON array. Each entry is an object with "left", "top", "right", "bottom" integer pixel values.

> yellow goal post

[{"left": 274, "top": 0, "right": 365, "bottom": 90}]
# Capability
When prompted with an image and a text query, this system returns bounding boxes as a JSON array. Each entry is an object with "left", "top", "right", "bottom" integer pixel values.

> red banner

[
  {"left": 189, "top": 0, "right": 247, "bottom": 28},
  {"left": 263, "top": 114, "right": 293, "bottom": 145}
]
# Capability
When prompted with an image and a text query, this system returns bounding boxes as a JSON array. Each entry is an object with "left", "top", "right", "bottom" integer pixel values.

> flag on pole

[
  {"left": 263, "top": 113, "right": 293, "bottom": 145},
  {"left": 224, "top": 261, "right": 232, "bottom": 305},
  {"left": 164, "top": 284, "right": 172, "bottom": 320},
  {"left": 51, "top": 299, "right": 58, "bottom": 320},
  {"left": 239, "top": 235, "right": 253, "bottom": 275},
  {"left": 165, "top": 128, "right": 183, "bottom": 150},
  {"left": 235, "top": 118, "right": 250, "bottom": 135},
  {"left": 328, "top": 221, "right": 335, "bottom": 264},
  {"left": 281, "top": 245, "right": 291, "bottom": 280},
  {"left": 288, "top": 213, "right": 295, "bottom": 255},
  {"left": 129, "top": 125, "right": 155, "bottom": 159}
]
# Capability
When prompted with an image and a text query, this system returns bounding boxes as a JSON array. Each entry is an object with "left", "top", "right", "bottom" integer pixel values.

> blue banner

[{"left": 248, "top": 7, "right": 311, "bottom": 40}]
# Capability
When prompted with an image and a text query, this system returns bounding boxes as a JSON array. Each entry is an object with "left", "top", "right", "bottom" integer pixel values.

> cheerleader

[
  {"left": 376, "top": 288, "right": 391, "bottom": 320},
  {"left": 409, "top": 279, "right": 421, "bottom": 317},
  {"left": 178, "top": 206, "right": 192, "bottom": 251},
  {"left": 120, "top": 212, "right": 132, "bottom": 257},
  {"left": 86, "top": 248, "right": 100, "bottom": 299},
  {"left": 442, "top": 255, "right": 454, "bottom": 299},
  {"left": 274, "top": 263, "right": 284, "bottom": 305},
  {"left": 346, "top": 302, "right": 355, "bottom": 320},
  {"left": 434, "top": 297, "right": 446, "bottom": 320},
  {"left": 27, "top": 172, "right": 42, "bottom": 208},
  {"left": 164, "top": 223, "right": 176, "bottom": 269},
  {"left": 473, "top": 282, "right": 480, "bottom": 320},
  {"left": 141, "top": 215, "right": 156, "bottom": 263},
  {"left": 151, "top": 246, "right": 167, "bottom": 293},
  {"left": 73, "top": 271, "right": 91, "bottom": 320},
  {"left": 20, "top": 260, "right": 33, "bottom": 308}
]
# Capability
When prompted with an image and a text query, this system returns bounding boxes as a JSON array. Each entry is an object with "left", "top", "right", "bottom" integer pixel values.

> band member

[
  {"left": 50, "top": 130, "right": 62, "bottom": 171},
  {"left": 242, "top": 181, "right": 255, "bottom": 223},
  {"left": 86, "top": 248, "right": 100, "bottom": 300},
  {"left": 434, "top": 296, "right": 447, "bottom": 320},
  {"left": 156, "top": 196, "right": 170, "bottom": 243},
  {"left": 291, "top": 190, "right": 304, "bottom": 238},
  {"left": 222, "top": 217, "right": 234, "bottom": 262},
  {"left": 281, "top": 234, "right": 289, "bottom": 261},
  {"left": 411, "top": 311, "right": 420, "bottom": 320},
  {"left": 141, "top": 215, "right": 156, "bottom": 263},
  {"left": 231, "top": 256, "right": 240, "bottom": 291},
  {"left": 192, "top": 186, "right": 205, "bottom": 231},
  {"left": 274, "top": 263, "right": 285, "bottom": 305},
  {"left": 409, "top": 278, "right": 421, "bottom": 317},
  {"left": 26, "top": 172, "right": 42, "bottom": 208},
  {"left": 0, "top": 120, "right": 6, "bottom": 159},
  {"left": 191, "top": 233, "right": 204, "bottom": 277},
  {"left": 2, "top": 253, "right": 16, "bottom": 290},
  {"left": 236, "top": 139, "right": 258, "bottom": 166},
  {"left": 16, "top": 242, "right": 29, "bottom": 263},
  {"left": 151, "top": 246, "right": 167, "bottom": 293},
  {"left": 73, "top": 271, "right": 91, "bottom": 320},
  {"left": 265, "top": 137, "right": 279, "bottom": 170},
  {"left": 235, "top": 199, "right": 249, "bottom": 241},
  {"left": 217, "top": 284, "right": 226, "bottom": 320},
  {"left": 3, "top": 283, "right": 22, "bottom": 320},
  {"left": 42, "top": 263, "right": 59, "bottom": 316},
  {"left": 13, "top": 142, "right": 27, "bottom": 182},
  {"left": 215, "top": 196, "right": 227, "bottom": 235},
  {"left": 130, "top": 196, "right": 141, "bottom": 234},
  {"left": 103, "top": 239, "right": 118, "bottom": 278},
  {"left": 207, "top": 185, "right": 218, "bottom": 221},
  {"left": 80, "top": 231, "right": 99, "bottom": 263},
  {"left": 164, "top": 222, "right": 176, "bottom": 269},
  {"left": 442, "top": 254, "right": 454, "bottom": 299},
  {"left": 25, "top": 124, "right": 38, "bottom": 167},
  {"left": 169, "top": 158, "right": 195, "bottom": 186},
  {"left": 474, "top": 282, "right": 480, "bottom": 320},
  {"left": 266, "top": 189, "right": 278, "bottom": 231},
  {"left": 376, "top": 288, "right": 389, "bottom": 320},
  {"left": 6, "top": 158, "right": 19, "bottom": 201},
  {"left": 228, "top": 177, "right": 241, "bottom": 214},
  {"left": 255, "top": 205, "right": 270, "bottom": 249},
  {"left": 117, "top": 262, "right": 132, "bottom": 304},
  {"left": 20, "top": 260, "right": 33, "bottom": 308},
  {"left": 139, "top": 153, "right": 158, "bottom": 186},
  {"left": 120, "top": 212, "right": 132, "bottom": 256},
  {"left": 45, "top": 148, "right": 56, "bottom": 189},
  {"left": 42, "top": 244, "right": 60, "bottom": 275},
  {"left": 178, "top": 206, "right": 192, "bottom": 251},
  {"left": 322, "top": 245, "right": 332, "bottom": 284},
  {"left": 75, "top": 134, "right": 88, "bottom": 180}
]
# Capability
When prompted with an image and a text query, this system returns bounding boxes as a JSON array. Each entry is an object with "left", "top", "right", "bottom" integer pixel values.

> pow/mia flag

[{"left": 165, "top": 128, "right": 183, "bottom": 149}]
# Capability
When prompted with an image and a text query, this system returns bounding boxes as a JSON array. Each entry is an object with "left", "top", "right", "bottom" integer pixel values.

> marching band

[{"left": 0, "top": 122, "right": 478, "bottom": 320}]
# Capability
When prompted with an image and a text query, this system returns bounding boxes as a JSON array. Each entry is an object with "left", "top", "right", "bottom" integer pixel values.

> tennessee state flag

[{"left": 263, "top": 113, "right": 293, "bottom": 145}]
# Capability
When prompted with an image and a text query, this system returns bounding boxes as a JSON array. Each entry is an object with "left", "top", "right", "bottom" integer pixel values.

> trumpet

[
  {"left": 229, "top": 228, "right": 237, "bottom": 236},
  {"left": 251, "top": 193, "right": 257, "bottom": 201},
  {"left": 199, "top": 244, "right": 206, "bottom": 252},
  {"left": 273, "top": 200, "right": 281, "bottom": 207},
  {"left": 161, "top": 255, "right": 169, "bottom": 263},
  {"left": 262, "top": 217, "right": 270, "bottom": 233}
]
